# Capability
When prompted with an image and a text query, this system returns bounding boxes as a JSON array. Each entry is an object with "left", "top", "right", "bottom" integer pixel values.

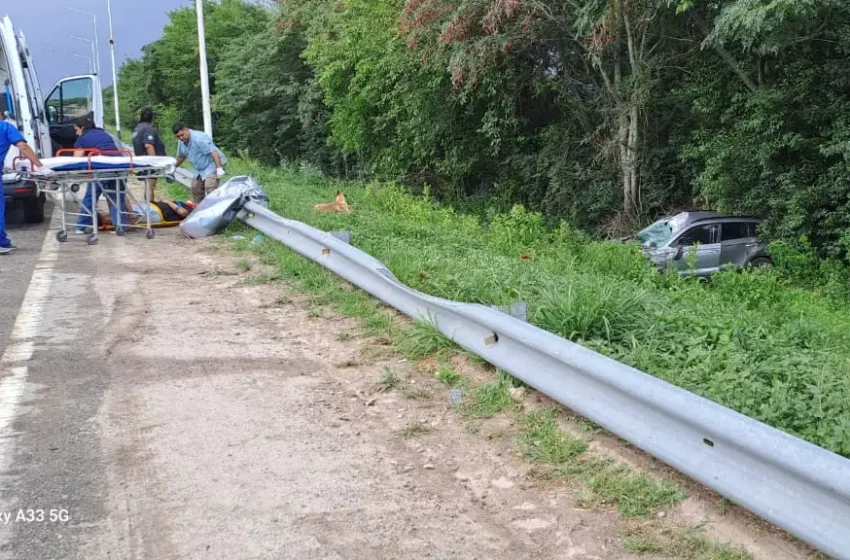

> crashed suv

[{"left": 631, "top": 212, "right": 772, "bottom": 278}]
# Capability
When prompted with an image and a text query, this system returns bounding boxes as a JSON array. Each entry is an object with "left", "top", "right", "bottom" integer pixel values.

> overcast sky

[{"left": 4, "top": 0, "right": 187, "bottom": 89}]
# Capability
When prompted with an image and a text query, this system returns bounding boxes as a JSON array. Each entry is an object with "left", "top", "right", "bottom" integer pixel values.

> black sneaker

[{"left": 0, "top": 245, "right": 17, "bottom": 255}]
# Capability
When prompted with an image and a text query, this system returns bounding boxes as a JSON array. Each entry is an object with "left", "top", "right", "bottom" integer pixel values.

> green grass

[
  {"left": 520, "top": 410, "right": 685, "bottom": 518},
  {"left": 236, "top": 259, "right": 254, "bottom": 272},
  {"left": 459, "top": 371, "right": 517, "bottom": 418},
  {"left": 623, "top": 523, "right": 752, "bottom": 559},
  {"left": 521, "top": 409, "right": 589, "bottom": 463},
  {"left": 576, "top": 458, "right": 685, "bottom": 517},
  {"left": 435, "top": 364, "right": 463, "bottom": 386},
  {"left": 223, "top": 158, "right": 850, "bottom": 458},
  {"left": 394, "top": 319, "right": 456, "bottom": 360}
]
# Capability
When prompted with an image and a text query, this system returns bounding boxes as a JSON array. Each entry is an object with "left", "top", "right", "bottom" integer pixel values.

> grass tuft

[
  {"left": 459, "top": 372, "right": 517, "bottom": 418},
  {"left": 521, "top": 409, "right": 589, "bottom": 464},
  {"left": 395, "top": 319, "right": 456, "bottom": 360},
  {"left": 623, "top": 523, "right": 752, "bottom": 559},
  {"left": 375, "top": 366, "right": 404, "bottom": 393},
  {"left": 576, "top": 459, "right": 685, "bottom": 517},
  {"left": 401, "top": 382, "right": 433, "bottom": 400},
  {"left": 435, "top": 364, "right": 463, "bottom": 386},
  {"left": 533, "top": 280, "right": 653, "bottom": 343},
  {"left": 398, "top": 422, "right": 433, "bottom": 438},
  {"left": 236, "top": 259, "right": 253, "bottom": 272},
  {"left": 518, "top": 409, "right": 685, "bottom": 518}
]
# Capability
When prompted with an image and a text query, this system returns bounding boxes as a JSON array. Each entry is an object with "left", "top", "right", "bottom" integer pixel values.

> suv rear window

[{"left": 721, "top": 222, "right": 756, "bottom": 241}]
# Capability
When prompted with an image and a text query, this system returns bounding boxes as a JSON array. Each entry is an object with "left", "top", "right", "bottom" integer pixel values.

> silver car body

[{"left": 636, "top": 212, "right": 770, "bottom": 278}]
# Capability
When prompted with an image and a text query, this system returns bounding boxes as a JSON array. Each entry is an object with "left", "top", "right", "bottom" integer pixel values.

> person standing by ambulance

[
  {"left": 0, "top": 120, "right": 44, "bottom": 254},
  {"left": 132, "top": 107, "right": 167, "bottom": 201}
]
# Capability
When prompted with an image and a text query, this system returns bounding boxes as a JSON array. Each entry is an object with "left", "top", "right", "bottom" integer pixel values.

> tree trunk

[
  {"left": 617, "top": 0, "right": 640, "bottom": 221},
  {"left": 626, "top": 101, "right": 639, "bottom": 217},
  {"left": 618, "top": 108, "right": 634, "bottom": 218}
]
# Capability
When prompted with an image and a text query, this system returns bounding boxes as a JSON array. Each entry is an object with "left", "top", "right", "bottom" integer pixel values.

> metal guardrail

[
  {"left": 172, "top": 168, "right": 194, "bottom": 188},
  {"left": 238, "top": 201, "right": 850, "bottom": 558}
]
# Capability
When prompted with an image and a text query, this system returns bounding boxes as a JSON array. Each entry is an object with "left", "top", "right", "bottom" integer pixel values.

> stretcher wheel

[
  {"left": 165, "top": 176, "right": 175, "bottom": 184},
  {"left": 56, "top": 230, "right": 68, "bottom": 243},
  {"left": 87, "top": 234, "right": 98, "bottom": 246},
  {"left": 145, "top": 229, "right": 155, "bottom": 240}
]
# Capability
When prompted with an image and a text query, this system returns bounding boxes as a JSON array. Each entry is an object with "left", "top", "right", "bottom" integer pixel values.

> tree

[{"left": 116, "top": 0, "right": 270, "bottom": 132}]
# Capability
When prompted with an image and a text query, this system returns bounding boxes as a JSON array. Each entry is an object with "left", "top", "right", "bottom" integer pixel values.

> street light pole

[
  {"left": 70, "top": 52, "right": 93, "bottom": 73},
  {"left": 196, "top": 0, "right": 213, "bottom": 137},
  {"left": 69, "top": 35, "right": 96, "bottom": 74},
  {"left": 107, "top": 0, "right": 121, "bottom": 137},
  {"left": 65, "top": 8, "right": 100, "bottom": 77}
]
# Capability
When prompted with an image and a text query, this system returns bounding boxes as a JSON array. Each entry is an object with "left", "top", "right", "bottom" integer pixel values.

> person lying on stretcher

[
  {"left": 133, "top": 199, "right": 196, "bottom": 224},
  {"left": 95, "top": 199, "right": 196, "bottom": 229}
]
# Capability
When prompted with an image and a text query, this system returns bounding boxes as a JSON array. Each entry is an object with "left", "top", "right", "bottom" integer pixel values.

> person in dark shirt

[
  {"left": 132, "top": 107, "right": 167, "bottom": 201},
  {"left": 73, "top": 118, "right": 119, "bottom": 154},
  {"left": 154, "top": 199, "right": 193, "bottom": 222},
  {"left": 72, "top": 117, "right": 128, "bottom": 234}
]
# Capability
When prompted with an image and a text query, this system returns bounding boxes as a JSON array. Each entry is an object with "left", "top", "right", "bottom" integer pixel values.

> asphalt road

[
  {"left": 0, "top": 203, "right": 52, "bottom": 347},
  {"left": 0, "top": 203, "right": 111, "bottom": 560}
]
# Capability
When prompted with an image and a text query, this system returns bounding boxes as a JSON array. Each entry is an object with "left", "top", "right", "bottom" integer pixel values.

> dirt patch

[{"left": 79, "top": 229, "right": 627, "bottom": 559}]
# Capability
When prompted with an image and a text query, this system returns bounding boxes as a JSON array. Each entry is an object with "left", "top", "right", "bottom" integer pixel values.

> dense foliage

[{"left": 113, "top": 0, "right": 850, "bottom": 255}]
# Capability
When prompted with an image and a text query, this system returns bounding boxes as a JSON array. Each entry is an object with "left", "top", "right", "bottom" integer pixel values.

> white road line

[{"left": 0, "top": 209, "right": 59, "bottom": 472}]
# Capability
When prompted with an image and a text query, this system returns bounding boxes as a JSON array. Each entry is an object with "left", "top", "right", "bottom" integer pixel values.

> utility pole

[
  {"left": 107, "top": 0, "right": 121, "bottom": 137},
  {"left": 196, "top": 0, "right": 213, "bottom": 137}
]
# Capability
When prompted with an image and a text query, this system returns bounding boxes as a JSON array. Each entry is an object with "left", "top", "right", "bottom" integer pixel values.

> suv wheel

[
  {"left": 23, "top": 196, "right": 45, "bottom": 224},
  {"left": 749, "top": 257, "right": 772, "bottom": 269}
]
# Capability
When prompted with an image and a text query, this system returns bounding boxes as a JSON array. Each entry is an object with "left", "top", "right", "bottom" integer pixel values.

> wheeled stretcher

[{"left": 20, "top": 150, "right": 178, "bottom": 245}]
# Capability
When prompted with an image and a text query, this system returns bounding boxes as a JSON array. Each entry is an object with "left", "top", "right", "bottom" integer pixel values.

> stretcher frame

[{"left": 18, "top": 149, "right": 178, "bottom": 245}]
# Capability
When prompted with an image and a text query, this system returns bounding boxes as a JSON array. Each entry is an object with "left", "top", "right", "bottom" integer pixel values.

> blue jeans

[
  {"left": 76, "top": 180, "right": 127, "bottom": 231},
  {"left": 0, "top": 187, "right": 10, "bottom": 248}
]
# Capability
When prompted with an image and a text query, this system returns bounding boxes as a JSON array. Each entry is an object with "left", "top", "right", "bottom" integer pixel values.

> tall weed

[{"left": 533, "top": 278, "right": 654, "bottom": 343}]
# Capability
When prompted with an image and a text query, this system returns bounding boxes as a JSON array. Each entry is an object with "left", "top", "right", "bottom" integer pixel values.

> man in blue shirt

[
  {"left": 172, "top": 122, "right": 227, "bottom": 204},
  {"left": 72, "top": 117, "right": 127, "bottom": 233},
  {"left": 0, "top": 120, "right": 44, "bottom": 254}
]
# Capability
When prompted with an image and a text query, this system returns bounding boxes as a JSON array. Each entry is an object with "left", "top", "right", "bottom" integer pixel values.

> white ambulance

[{"left": 1, "top": 14, "right": 103, "bottom": 222}]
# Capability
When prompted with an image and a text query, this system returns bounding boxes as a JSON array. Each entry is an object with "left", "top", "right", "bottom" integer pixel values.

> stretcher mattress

[
  {"left": 32, "top": 156, "right": 177, "bottom": 174},
  {"left": 99, "top": 221, "right": 182, "bottom": 231}
]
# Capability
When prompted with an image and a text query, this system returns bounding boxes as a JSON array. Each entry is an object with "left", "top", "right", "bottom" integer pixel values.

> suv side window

[
  {"left": 675, "top": 224, "right": 718, "bottom": 247},
  {"left": 721, "top": 222, "right": 755, "bottom": 242}
]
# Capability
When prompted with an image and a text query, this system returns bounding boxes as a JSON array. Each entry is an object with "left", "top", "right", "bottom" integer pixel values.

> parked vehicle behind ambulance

[{"left": 1, "top": 14, "right": 103, "bottom": 222}]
